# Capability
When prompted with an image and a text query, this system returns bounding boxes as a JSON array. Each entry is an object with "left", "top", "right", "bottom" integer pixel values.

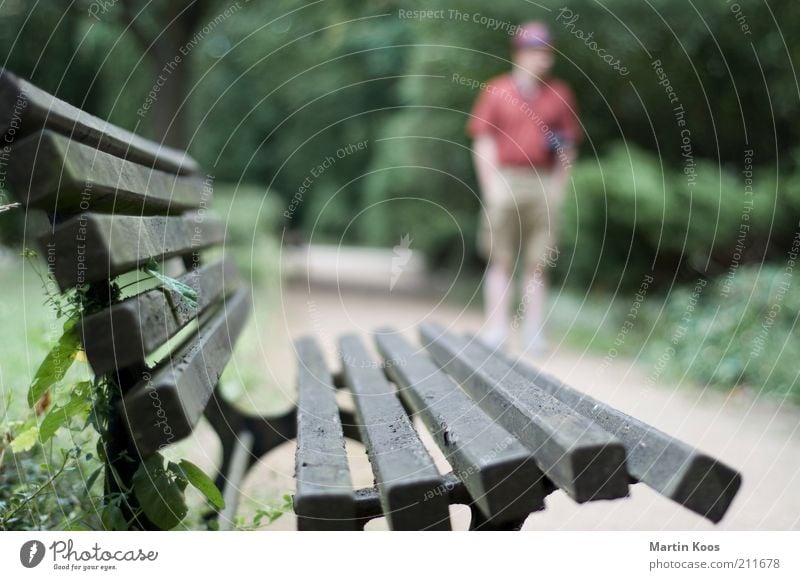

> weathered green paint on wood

[
  {"left": 81, "top": 258, "right": 240, "bottom": 375},
  {"left": 339, "top": 334, "right": 451, "bottom": 531},
  {"left": 0, "top": 68, "right": 198, "bottom": 175},
  {"left": 120, "top": 288, "right": 251, "bottom": 457},
  {"left": 8, "top": 130, "right": 208, "bottom": 215},
  {"left": 40, "top": 212, "right": 224, "bottom": 290},
  {"left": 376, "top": 330, "right": 546, "bottom": 524},
  {"left": 294, "top": 337, "right": 356, "bottom": 530},
  {"left": 421, "top": 322, "right": 629, "bottom": 504}
]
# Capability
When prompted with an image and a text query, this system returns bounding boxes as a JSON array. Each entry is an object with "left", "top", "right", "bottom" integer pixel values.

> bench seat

[{"left": 292, "top": 323, "right": 742, "bottom": 531}]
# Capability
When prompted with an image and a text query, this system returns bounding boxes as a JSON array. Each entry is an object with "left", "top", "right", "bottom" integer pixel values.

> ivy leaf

[
  {"left": 9, "top": 426, "right": 39, "bottom": 453},
  {"left": 178, "top": 460, "right": 225, "bottom": 510},
  {"left": 85, "top": 465, "right": 104, "bottom": 491},
  {"left": 27, "top": 319, "right": 81, "bottom": 407},
  {"left": 101, "top": 505, "right": 128, "bottom": 531},
  {"left": 167, "top": 461, "right": 189, "bottom": 491},
  {"left": 132, "top": 454, "right": 188, "bottom": 530},
  {"left": 38, "top": 381, "right": 93, "bottom": 443},
  {"left": 144, "top": 258, "right": 198, "bottom": 309}
]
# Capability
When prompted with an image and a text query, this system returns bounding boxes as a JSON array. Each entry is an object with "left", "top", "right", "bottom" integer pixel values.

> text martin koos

[{"left": 650, "top": 541, "right": 721, "bottom": 552}]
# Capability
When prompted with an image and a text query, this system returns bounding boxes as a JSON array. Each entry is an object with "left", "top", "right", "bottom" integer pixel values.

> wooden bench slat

[
  {"left": 375, "top": 331, "right": 547, "bottom": 524},
  {"left": 0, "top": 68, "right": 198, "bottom": 175},
  {"left": 420, "top": 322, "right": 629, "bottom": 503},
  {"left": 119, "top": 287, "right": 251, "bottom": 457},
  {"left": 81, "top": 258, "right": 240, "bottom": 375},
  {"left": 8, "top": 130, "right": 208, "bottom": 215},
  {"left": 41, "top": 212, "right": 224, "bottom": 290},
  {"left": 469, "top": 338, "right": 742, "bottom": 523},
  {"left": 338, "top": 334, "right": 451, "bottom": 530},
  {"left": 352, "top": 471, "right": 473, "bottom": 528},
  {"left": 293, "top": 337, "right": 356, "bottom": 530}
]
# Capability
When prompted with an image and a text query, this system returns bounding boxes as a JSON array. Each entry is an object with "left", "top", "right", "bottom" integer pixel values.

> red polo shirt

[{"left": 467, "top": 74, "right": 582, "bottom": 168}]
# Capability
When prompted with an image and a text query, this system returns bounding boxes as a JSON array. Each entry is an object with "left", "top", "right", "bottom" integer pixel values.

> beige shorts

[{"left": 478, "top": 167, "right": 562, "bottom": 270}]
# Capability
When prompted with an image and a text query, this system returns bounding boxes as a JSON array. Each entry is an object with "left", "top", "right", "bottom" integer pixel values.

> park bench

[
  {"left": 0, "top": 68, "right": 295, "bottom": 530},
  {"left": 292, "top": 323, "right": 742, "bottom": 530},
  {"left": 2, "top": 69, "right": 742, "bottom": 531}
]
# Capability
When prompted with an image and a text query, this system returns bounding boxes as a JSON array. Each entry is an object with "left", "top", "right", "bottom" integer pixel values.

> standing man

[{"left": 468, "top": 21, "right": 581, "bottom": 353}]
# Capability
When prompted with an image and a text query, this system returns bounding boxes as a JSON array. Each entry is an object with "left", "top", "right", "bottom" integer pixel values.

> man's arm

[
  {"left": 472, "top": 134, "right": 502, "bottom": 205},
  {"left": 550, "top": 84, "right": 582, "bottom": 196}
]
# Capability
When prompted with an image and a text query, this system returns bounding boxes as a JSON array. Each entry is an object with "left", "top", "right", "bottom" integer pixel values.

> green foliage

[
  {"left": 144, "top": 258, "right": 199, "bottom": 309},
  {"left": 0, "top": 447, "right": 98, "bottom": 531},
  {"left": 557, "top": 143, "right": 750, "bottom": 290},
  {"left": 177, "top": 459, "right": 226, "bottom": 510},
  {"left": 26, "top": 319, "right": 80, "bottom": 407},
  {"left": 132, "top": 455, "right": 189, "bottom": 530},
  {"left": 213, "top": 184, "right": 281, "bottom": 246},
  {"left": 236, "top": 494, "right": 293, "bottom": 530},
  {"left": 359, "top": 112, "right": 479, "bottom": 268},
  {"left": 130, "top": 455, "right": 227, "bottom": 529},
  {"left": 648, "top": 266, "right": 800, "bottom": 402},
  {"left": 100, "top": 504, "right": 129, "bottom": 531},
  {"left": 252, "top": 494, "right": 293, "bottom": 527},
  {"left": 37, "top": 381, "right": 93, "bottom": 444},
  {"left": 3, "top": 0, "right": 798, "bottom": 285},
  {"left": 8, "top": 425, "right": 39, "bottom": 454}
]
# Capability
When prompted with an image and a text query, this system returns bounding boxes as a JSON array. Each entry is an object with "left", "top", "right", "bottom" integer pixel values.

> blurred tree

[
  {"left": 2, "top": 0, "right": 800, "bottom": 287},
  {"left": 116, "top": 0, "right": 231, "bottom": 148}
]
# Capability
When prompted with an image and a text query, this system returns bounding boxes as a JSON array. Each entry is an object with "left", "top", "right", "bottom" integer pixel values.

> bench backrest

[{"left": 1, "top": 68, "right": 250, "bottom": 459}]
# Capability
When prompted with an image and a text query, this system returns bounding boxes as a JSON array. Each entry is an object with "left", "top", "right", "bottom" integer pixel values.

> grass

[
  {"left": 0, "top": 248, "right": 102, "bottom": 530},
  {"left": 549, "top": 270, "right": 800, "bottom": 406}
]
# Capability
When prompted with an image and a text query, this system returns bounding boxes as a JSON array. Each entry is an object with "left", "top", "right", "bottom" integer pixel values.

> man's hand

[{"left": 550, "top": 145, "right": 576, "bottom": 198}]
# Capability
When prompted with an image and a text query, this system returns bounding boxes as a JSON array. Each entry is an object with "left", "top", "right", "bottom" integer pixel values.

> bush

[
  {"left": 647, "top": 265, "right": 800, "bottom": 402},
  {"left": 212, "top": 183, "right": 282, "bottom": 281},
  {"left": 359, "top": 112, "right": 480, "bottom": 269},
  {"left": 557, "top": 143, "right": 745, "bottom": 291}
]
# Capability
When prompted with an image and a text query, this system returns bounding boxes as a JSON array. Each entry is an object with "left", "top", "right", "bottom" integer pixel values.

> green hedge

[{"left": 647, "top": 265, "right": 800, "bottom": 402}]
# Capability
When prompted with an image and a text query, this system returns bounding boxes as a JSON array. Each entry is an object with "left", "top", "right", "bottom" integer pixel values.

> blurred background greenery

[
  {"left": 2, "top": 0, "right": 800, "bottom": 531},
  {"left": 1, "top": 0, "right": 799, "bottom": 403}
]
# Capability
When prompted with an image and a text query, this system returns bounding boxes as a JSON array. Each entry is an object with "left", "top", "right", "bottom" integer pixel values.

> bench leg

[
  {"left": 215, "top": 430, "right": 254, "bottom": 530},
  {"left": 468, "top": 505, "right": 527, "bottom": 531},
  {"left": 204, "top": 386, "right": 297, "bottom": 529}
]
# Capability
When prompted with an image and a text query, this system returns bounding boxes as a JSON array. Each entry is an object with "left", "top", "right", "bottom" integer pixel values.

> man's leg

[
  {"left": 483, "top": 257, "right": 513, "bottom": 348},
  {"left": 520, "top": 260, "right": 548, "bottom": 355},
  {"left": 478, "top": 197, "right": 516, "bottom": 348},
  {"left": 518, "top": 184, "right": 560, "bottom": 356}
]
